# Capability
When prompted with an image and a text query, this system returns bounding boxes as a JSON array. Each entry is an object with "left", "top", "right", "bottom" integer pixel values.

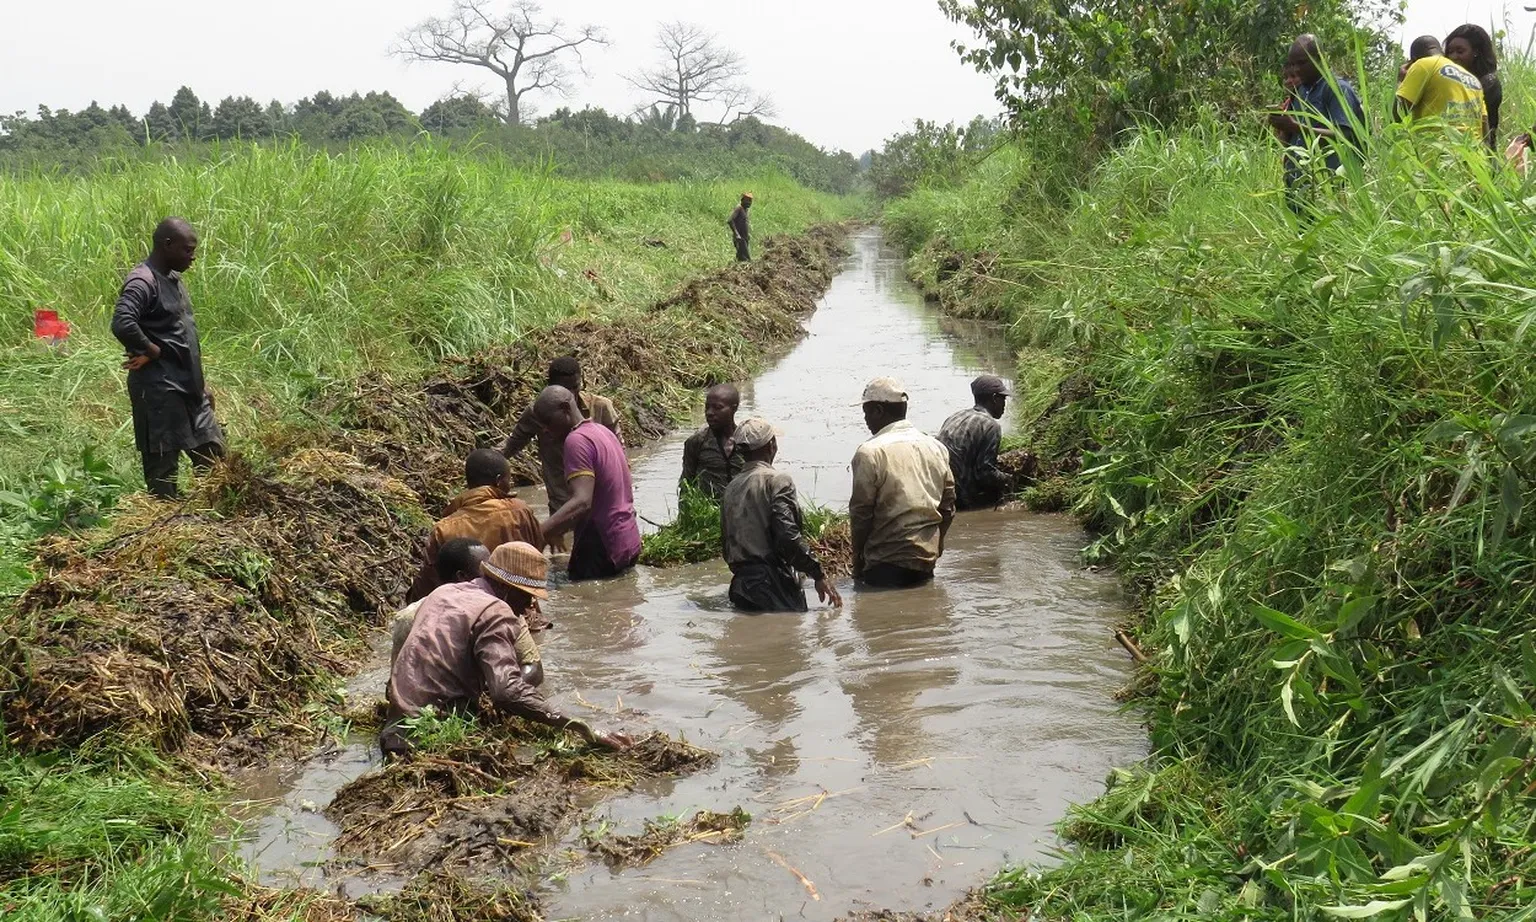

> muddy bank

[{"left": 0, "top": 224, "right": 850, "bottom": 762}]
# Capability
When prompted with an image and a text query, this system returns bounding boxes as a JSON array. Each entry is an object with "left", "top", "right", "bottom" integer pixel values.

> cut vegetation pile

[
  {"left": 2, "top": 450, "right": 425, "bottom": 759},
  {"left": 639, "top": 482, "right": 853, "bottom": 574},
  {"left": 583, "top": 807, "right": 751, "bottom": 869}
]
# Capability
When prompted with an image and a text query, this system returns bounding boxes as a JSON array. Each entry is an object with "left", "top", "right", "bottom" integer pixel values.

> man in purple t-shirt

[{"left": 533, "top": 386, "right": 641, "bottom": 581}]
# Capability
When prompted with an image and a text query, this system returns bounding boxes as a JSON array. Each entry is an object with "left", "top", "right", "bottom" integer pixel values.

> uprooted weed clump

[
  {"left": 1, "top": 450, "right": 427, "bottom": 758},
  {"left": 639, "top": 481, "right": 853, "bottom": 575},
  {"left": 333, "top": 225, "right": 851, "bottom": 510},
  {"left": 583, "top": 806, "right": 750, "bottom": 869},
  {"left": 326, "top": 713, "right": 716, "bottom": 879}
]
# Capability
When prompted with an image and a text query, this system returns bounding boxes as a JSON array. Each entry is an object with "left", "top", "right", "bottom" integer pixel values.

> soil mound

[
  {"left": 584, "top": 806, "right": 750, "bottom": 869},
  {"left": 2, "top": 450, "right": 426, "bottom": 755},
  {"left": 326, "top": 718, "right": 716, "bottom": 878}
]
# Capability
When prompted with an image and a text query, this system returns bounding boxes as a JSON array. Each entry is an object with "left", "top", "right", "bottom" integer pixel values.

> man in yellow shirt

[{"left": 1395, "top": 35, "right": 1487, "bottom": 143}]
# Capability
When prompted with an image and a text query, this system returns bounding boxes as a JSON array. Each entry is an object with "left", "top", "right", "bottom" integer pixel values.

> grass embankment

[
  {"left": 882, "top": 119, "right": 1536, "bottom": 918},
  {"left": 0, "top": 143, "right": 855, "bottom": 921}
]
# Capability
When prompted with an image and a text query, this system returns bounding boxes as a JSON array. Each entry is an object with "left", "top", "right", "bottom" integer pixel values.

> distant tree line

[{"left": 0, "top": 86, "right": 863, "bottom": 194}]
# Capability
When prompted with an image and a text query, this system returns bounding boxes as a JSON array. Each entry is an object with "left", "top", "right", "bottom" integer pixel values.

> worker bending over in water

[
  {"left": 501, "top": 356, "right": 621, "bottom": 520},
  {"left": 849, "top": 377, "right": 956, "bottom": 589},
  {"left": 533, "top": 386, "right": 641, "bottom": 582},
  {"left": 392, "top": 538, "right": 541, "bottom": 679},
  {"left": 680, "top": 383, "right": 745, "bottom": 500},
  {"left": 720, "top": 418, "right": 842, "bottom": 612},
  {"left": 407, "top": 449, "right": 543, "bottom": 603},
  {"left": 384, "top": 541, "right": 627, "bottom": 757}
]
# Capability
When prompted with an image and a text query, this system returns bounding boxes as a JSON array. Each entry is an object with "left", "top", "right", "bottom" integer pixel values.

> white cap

[{"left": 861, "top": 376, "right": 908, "bottom": 404}]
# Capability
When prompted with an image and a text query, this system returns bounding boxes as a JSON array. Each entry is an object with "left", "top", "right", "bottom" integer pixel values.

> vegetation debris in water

[{"left": 582, "top": 807, "right": 751, "bottom": 869}]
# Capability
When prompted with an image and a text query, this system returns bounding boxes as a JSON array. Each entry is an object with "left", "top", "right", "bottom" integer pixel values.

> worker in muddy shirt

[
  {"left": 407, "top": 449, "right": 543, "bottom": 603},
  {"left": 392, "top": 538, "right": 541, "bottom": 683},
  {"left": 501, "top": 356, "right": 621, "bottom": 517},
  {"left": 110, "top": 217, "right": 225, "bottom": 498},
  {"left": 720, "top": 418, "right": 842, "bottom": 612},
  {"left": 728, "top": 192, "right": 753, "bottom": 262},
  {"left": 384, "top": 541, "right": 628, "bottom": 756},
  {"left": 680, "top": 383, "right": 745, "bottom": 500},
  {"left": 849, "top": 377, "right": 957, "bottom": 589},
  {"left": 532, "top": 386, "right": 642, "bottom": 581},
  {"left": 937, "top": 375, "right": 1010, "bottom": 510}
]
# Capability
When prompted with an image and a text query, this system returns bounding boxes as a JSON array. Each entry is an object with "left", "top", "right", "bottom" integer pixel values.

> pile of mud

[
  {"left": 326, "top": 717, "right": 716, "bottom": 879},
  {"left": 333, "top": 225, "right": 851, "bottom": 510},
  {"left": 1, "top": 450, "right": 426, "bottom": 757},
  {"left": 584, "top": 806, "right": 750, "bottom": 869},
  {"left": 229, "top": 873, "right": 543, "bottom": 922}
]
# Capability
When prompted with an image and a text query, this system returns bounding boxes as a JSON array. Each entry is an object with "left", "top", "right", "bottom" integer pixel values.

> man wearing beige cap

[
  {"left": 384, "top": 541, "right": 629, "bottom": 756},
  {"left": 720, "top": 418, "right": 842, "bottom": 612},
  {"left": 938, "top": 374, "right": 1011, "bottom": 510},
  {"left": 850, "top": 377, "right": 957, "bottom": 589}
]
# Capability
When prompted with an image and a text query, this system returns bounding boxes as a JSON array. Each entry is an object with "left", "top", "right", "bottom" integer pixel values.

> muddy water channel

[{"left": 235, "top": 228, "right": 1147, "bottom": 919}]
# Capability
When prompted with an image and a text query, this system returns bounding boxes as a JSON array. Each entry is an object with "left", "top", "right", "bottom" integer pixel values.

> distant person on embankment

[
  {"left": 720, "top": 418, "right": 842, "bottom": 612},
  {"left": 501, "top": 356, "right": 621, "bottom": 525},
  {"left": 531, "top": 386, "right": 642, "bottom": 582},
  {"left": 1395, "top": 35, "right": 1487, "bottom": 144},
  {"left": 407, "top": 449, "right": 543, "bottom": 608},
  {"left": 1266, "top": 34, "right": 1364, "bottom": 216},
  {"left": 383, "top": 541, "right": 628, "bottom": 757},
  {"left": 849, "top": 377, "right": 957, "bottom": 589},
  {"left": 680, "top": 383, "right": 744, "bottom": 500},
  {"left": 110, "top": 217, "right": 225, "bottom": 498},
  {"left": 728, "top": 192, "right": 753, "bottom": 262},
  {"left": 938, "top": 375, "right": 1011, "bottom": 511},
  {"left": 391, "top": 538, "right": 543, "bottom": 684},
  {"left": 1445, "top": 24, "right": 1500, "bottom": 150}
]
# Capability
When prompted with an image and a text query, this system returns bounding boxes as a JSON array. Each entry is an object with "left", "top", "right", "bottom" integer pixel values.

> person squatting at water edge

[
  {"left": 679, "top": 383, "right": 745, "bottom": 500},
  {"left": 720, "top": 417, "right": 843, "bottom": 613},
  {"left": 382, "top": 541, "right": 628, "bottom": 758},
  {"left": 531, "top": 385, "right": 642, "bottom": 582},
  {"left": 111, "top": 217, "right": 226, "bottom": 498},
  {"left": 850, "top": 377, "right": 957, "bottom": 589},
  {"left": 938, "top": 374, "right": 1012, "bottom": 511}
]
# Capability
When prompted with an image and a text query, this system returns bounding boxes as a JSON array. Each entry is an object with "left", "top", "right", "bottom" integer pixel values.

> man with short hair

[
  {"left": 384, "top": 541, "right": 627, "bottom": 756},
  {"left": 938, "top": 375, "right": 1011, "bottom": 511},
  {"left": 1267, "top": 34, "right": 1366, "bottom": 216},
  {"left": 728, "top": 192, "right": 753, "bottom": 262},
  {"left": 720, "top": 418, "right": 842, "bottom": 612},
  {"left": 407, "top": 449, "right": 544, "bottom": 602},
  {"left": 680, "top": 383, "right": 745, "bottom": 500},
  {"left": 849, "top": 377, "right": 957, "bottom": 589},
  {"left": 110, "top": 217, "right": 225, "bottom": 498},
  {"left": 1396, "top": 35, "right": 1487, "bottom": 142},
  {"left": 501, "top": 356, "right": 621, "bottom": 516},
  {"left": 533, "top": 386, "right": 641, "bottom": 581}
]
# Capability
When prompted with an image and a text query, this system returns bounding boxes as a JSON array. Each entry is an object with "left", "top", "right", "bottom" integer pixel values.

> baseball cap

[
  {"left": 971, "top": 375, "right": 1012, "bottom": 399},
  {"left": 733, "top": 417, "right": 780, "bottom": 451},
  {"left": 481, "top": 541, "right": 550, "bottom": 600},
  {"left": 861, "top": 377, "right": 908, "bottom": 404}
]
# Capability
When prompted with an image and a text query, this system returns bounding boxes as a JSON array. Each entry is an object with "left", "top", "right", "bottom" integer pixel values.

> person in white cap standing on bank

[
  {"left": 849, "top": 378, "right": 957, "bottom": 589},
  {"left": 720, "top": 418, "right": 843, "bottom": 612}
]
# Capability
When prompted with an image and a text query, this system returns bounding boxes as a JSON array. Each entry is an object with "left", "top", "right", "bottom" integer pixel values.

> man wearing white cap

[
  {"left": 850, "top": 377, "right": 957, "bottom": 588},
  {"left": 383, "top": 541, "right": 630, "bottom": 755},
  {"left": 720, "top": 418, "right": 843, "bottom": 612}
]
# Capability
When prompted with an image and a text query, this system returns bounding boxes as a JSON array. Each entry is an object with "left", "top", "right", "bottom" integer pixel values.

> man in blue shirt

[{"left": 1268, "top": 34, "right": 1365, "bottom": 216}]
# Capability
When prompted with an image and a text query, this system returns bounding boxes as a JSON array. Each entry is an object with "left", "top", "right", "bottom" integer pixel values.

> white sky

[{"left": 1, "top": 1, "right": 1532, "bottom": 154}]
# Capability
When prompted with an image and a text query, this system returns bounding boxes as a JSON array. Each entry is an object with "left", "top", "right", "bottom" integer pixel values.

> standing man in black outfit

[
  {"left": 728, "top": 192, "right": 753, "bottom": 262},
  {"left": 111, "top": 217, "right": 225, "bottom": 498}
]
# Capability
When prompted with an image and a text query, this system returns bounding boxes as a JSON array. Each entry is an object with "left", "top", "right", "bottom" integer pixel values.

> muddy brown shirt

[
  {"left": 407, "top": 486, "right": 544, "bottom": 602},
  {"left": 680, "top": 425, "right": 744, "bottom": 499},
  {"left": 721, "top": 460, "right": 824, "bottom": 580},
  {"left": 387, "top": 578, "right": 559, "bottom": 722},
  {"left": 501, "top": 391, "right": 620, "bottom": 512}
]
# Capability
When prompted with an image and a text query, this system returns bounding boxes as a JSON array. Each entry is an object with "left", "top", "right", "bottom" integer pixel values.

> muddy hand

[
  {"left": 814, "top": 577, "right": 842, "bottom": 608},
  {"left": 595, "top": 730, "right": 633, "bottom": 751},
  {"left": 123, "top": 353, "right": 155, "bottom": 371}
]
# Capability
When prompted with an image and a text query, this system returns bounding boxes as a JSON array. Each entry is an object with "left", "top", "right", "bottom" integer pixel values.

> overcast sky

[{"left": 2, "top": 0, "right": 1532, "bottom": 154}]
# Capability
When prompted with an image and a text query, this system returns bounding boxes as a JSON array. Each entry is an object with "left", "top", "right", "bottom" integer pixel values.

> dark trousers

[
  {"left": 728, "top": 562, "right": 809, "bottom": 613},
  {"left": 734, "top": 237, "right": 751, "bottom": 262},
  {"left": 568, "top": 525, "right": 637, "bottom": 582},
  {"left": 142, "top": 441, "right": 223, "bottom": 498},
  {"left": 858, "top": 561, "right": 934, "bottom": 589}
]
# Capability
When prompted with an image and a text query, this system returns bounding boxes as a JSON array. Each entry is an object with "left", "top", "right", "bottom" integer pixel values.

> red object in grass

[{"left": 33, "top": 309, "right": 71, "bottom": 342}]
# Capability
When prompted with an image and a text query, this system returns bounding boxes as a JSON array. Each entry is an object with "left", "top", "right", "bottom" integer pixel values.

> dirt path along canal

[{"left": 237, "top": 228, "right": 1147, "bottom": 920}]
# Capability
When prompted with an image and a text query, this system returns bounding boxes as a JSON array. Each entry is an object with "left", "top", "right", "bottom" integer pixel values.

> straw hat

[{"left": 482, "top": 541, "right": 549, "bottom": 600}]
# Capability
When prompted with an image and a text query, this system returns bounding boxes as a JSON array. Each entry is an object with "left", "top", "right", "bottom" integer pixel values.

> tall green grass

[
  {"left": 888, "top": 94, "right": 1536, "bottom": 918},
  {"left": 0, "top": 140, "right": 856, "bottom": 500}
]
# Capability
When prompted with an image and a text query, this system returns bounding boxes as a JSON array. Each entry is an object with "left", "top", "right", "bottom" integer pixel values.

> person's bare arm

[
  {"left": 541, "top": 474, "right": 594, "bottom": 543},
  {"left": 500, "top": 406, "right": 540, "bottom": 458}
]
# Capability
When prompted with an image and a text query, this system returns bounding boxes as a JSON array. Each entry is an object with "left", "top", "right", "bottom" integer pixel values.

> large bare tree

[
  {"left": 395, "top": 0, "right": 606, "bottom": 127},
  {"left": 627, "top": 22, "right": 773, "bottom": 128}
]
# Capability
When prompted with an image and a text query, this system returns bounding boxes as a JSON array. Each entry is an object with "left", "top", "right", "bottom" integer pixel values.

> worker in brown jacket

[{"left": 407, "top": 449, "right": 543, "bottom": 603}]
